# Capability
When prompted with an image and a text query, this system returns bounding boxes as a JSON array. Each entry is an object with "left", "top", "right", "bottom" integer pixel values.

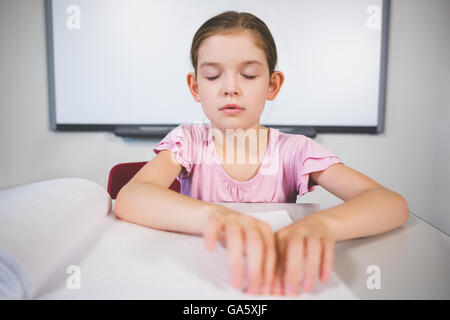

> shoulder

[
  {"left": 177, "top": 123, "right": 210, "bottom": 145},
  {"left": 275, "top": 130, "right": 310, "bottom": 153},
  {"left": 275, "top": 130, "right": 340, "bottom": 167},
  {"left": 285, "top": 132, "right": 335, "bottom": 157},
  {"left": 164, "top": 123, "right": 207, "bottom": 142},
  {"left": 153, "top": 123, "right": 207, "bottom": 168}
]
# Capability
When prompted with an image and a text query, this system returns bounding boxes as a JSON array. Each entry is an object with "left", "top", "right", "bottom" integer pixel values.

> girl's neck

[{"left": 211, "top": 124, "right": 269, "bottom": 165}]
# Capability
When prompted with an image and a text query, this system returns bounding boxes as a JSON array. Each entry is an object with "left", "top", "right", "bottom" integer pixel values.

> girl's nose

[
  {"left": 223, "top": 74, "right": 240, "bottom": 96},
  {"left": 224, "top": 90, "right": 238, "bottom": 96}
]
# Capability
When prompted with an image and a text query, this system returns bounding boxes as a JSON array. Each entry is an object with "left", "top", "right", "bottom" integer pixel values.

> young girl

[{"left": 114, "top": 11, "right": 409, "bottom": 296}]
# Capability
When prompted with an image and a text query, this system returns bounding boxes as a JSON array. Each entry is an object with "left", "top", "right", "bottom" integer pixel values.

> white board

[{"left": 46, "top": 0, "right": 388, "bottom": 134}]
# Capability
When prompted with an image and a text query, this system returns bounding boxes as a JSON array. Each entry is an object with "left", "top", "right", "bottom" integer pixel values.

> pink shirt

[{"left": 153, "top": 123, "right": 343, "bottom": 203}]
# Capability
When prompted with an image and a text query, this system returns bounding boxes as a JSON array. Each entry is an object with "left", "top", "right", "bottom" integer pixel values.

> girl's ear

[
  {"left": 186, "top": 72, "right": 201, "bottom": 102},
  {"left": 267, "top": 71, "right": 285, "bottom": 101}
]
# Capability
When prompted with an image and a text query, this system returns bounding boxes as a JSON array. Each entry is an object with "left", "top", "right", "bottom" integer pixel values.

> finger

[
  {"left": 204, "top": 213, "right": 223, "bottom": 251},
  {"left": 243, "top": 223, "right": 264, "bottom": 294},
  {"left": 320, "top": 238, "right": 335, "bottom": 283},
  {"left": 272, "top": 269, "right": 283, "bottom": 296},
  {"left": 301, "top": 236, "right": 321, "bottom": 292},
  {"left": 283, "top": 234, "right": 304, "bottom": 296},
  {"left": 225, "top": 222, "right": 244, "bottom": 290},
  {"left": 259, "top": 224, "right": 276, "bottom": 295},
  {"left": 271, "top": 234, "right": 287, "bottom": 295}
]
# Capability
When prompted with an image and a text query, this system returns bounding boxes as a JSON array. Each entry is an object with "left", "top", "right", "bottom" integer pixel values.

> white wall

[{"left": 1, "top": 0, "right": 449, "bottom": 234}]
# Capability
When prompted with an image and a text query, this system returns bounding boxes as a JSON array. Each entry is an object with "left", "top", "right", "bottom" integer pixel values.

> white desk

[
  {"left": 214, "top": 202, "right": 450, "bottom": 299},
  {"left": 36, "top": 202, "right": 449, "bottom": 300}
]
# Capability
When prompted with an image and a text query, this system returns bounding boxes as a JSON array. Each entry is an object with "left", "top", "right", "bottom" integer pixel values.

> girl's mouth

[
  {"left": 220, "top": 108, "right": 244, "bottom": 115},
  {"left": 219, "top": 104, "right": 245, "bottom": 115}
]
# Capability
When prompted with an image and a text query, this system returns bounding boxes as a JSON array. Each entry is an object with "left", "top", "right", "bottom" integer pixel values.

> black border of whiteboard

[{"left": 45, "top": 0, "right": 390, "bottom": 138}]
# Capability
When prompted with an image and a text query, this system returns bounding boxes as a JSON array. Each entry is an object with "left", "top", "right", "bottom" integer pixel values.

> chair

[{"left": 107, "top": 161, "right": 180, "bottom": 199}]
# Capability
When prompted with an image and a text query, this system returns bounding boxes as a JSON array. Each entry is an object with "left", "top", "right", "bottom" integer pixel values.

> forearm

[
  {"left": 307, "top": 188, "right": 410, "bottom": 242},
  {"left": 114, "top": 181, "right": 221, "bottom": 235}
]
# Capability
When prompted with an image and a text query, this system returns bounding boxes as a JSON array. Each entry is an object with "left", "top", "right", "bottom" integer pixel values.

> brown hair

[{"left": 190, "top": 11, "right": 278, "bottom": 79}]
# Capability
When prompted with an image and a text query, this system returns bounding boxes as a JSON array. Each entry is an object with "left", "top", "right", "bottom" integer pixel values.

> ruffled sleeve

[
  {"left": 153, "top": 124, "right": 194, "bottom": 180},
  {"left": 295, "top": 136, "right": 343, "bottom": 197}
]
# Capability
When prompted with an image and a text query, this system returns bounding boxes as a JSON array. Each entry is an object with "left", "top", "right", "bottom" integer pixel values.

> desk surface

[
  {"left": 38, "top": 201, "right": 450, "bottom": 300},
  {"left": 212, "top": 202, "right": 450, "bottom": 299}
]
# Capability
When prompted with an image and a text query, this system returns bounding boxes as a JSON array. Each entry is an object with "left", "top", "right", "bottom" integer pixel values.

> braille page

[{"left": 38, "top": 210, "right": 357, "bottom": 299}]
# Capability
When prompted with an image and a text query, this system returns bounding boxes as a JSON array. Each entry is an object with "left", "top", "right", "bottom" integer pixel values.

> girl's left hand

[{"left": 270, "top": 215, "right": 335, "bottom": 296}]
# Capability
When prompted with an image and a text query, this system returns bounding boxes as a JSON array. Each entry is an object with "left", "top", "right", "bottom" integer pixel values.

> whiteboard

[{"left": 45, "top": 0, "right": 389, "bottom": 136}]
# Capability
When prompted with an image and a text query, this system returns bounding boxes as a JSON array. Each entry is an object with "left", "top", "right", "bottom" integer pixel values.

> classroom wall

[{"left": 0, "top": 0, "right": 449, "bottom": 234}]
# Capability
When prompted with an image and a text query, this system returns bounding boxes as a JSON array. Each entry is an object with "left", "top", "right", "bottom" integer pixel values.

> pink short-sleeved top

[{"left": 153, "top": 123, "right": 343, "bottom": 203}]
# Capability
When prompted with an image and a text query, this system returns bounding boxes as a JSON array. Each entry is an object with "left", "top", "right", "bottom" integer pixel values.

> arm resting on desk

[
  {"left": 114, "top": 181, "right": 220, "bottom": 235},
  {"left": 306, "top": 164, "right": 410, "bottom": 242}
]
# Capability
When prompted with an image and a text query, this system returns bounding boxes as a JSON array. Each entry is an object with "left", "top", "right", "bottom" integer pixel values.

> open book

[{"left": 0, "top": 177, "right": 356, "bottom": 299}]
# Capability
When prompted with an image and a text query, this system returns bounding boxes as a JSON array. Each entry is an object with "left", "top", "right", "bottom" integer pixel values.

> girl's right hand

[{"left": 203, "top": 206, "right": 276, "bottom": 295}]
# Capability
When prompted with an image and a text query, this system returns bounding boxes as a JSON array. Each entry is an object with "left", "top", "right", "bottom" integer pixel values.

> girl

[{"left": 114, "top": 11, "right": 409, "bottom": 296}]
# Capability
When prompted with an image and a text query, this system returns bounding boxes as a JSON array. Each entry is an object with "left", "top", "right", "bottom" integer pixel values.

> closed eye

[{"left": 206, "top": 75, "right": 257, "bottom": 81}]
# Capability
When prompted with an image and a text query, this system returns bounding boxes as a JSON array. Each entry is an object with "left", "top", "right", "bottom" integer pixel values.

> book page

[{"left": 0, "top": 178, "right": 112, "bottom": 299}]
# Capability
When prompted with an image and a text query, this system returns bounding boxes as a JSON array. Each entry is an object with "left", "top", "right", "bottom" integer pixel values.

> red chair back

[{"left": 107, "top": 161, "right": 180, "bottom": 199}]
